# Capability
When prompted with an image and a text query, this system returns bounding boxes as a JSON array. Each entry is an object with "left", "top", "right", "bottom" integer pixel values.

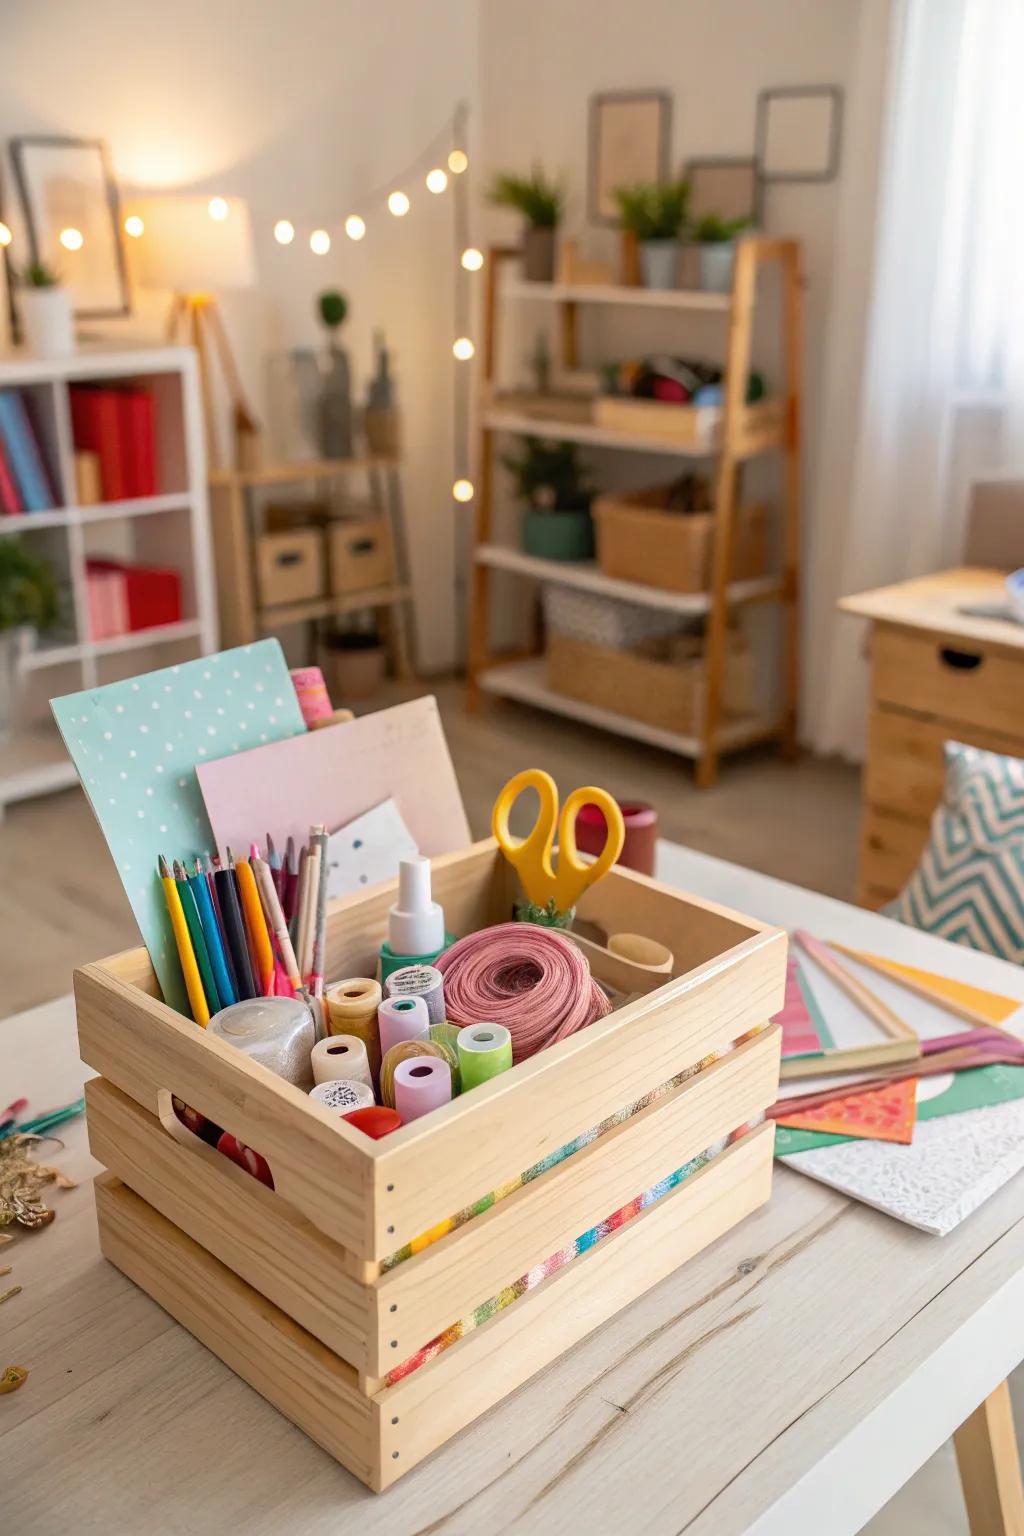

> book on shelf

[
  {"left": 69, "top": 385, "right": 158, "bottom": 503},
  {"left": 0, "top": 389, "right": 57, "bottom": 512},
  {"left": 0, "top": 432, "right": 22, "bottom": 515},
  {"left": 85, "top": 558, "right": 182, "bottom": 640}
]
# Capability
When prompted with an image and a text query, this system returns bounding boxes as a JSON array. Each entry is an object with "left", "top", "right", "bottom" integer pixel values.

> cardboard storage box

[
  {"left": 329, "top": 516, "right": 394, "bottom": 594},
  {"left": 255, "top": 529, "right": 324, "bottom": 607}
]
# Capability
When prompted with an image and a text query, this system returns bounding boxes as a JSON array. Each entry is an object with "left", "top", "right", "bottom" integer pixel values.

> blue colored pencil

[{"left": 189, "top": 858, "right": 237, "bottom": 1008}]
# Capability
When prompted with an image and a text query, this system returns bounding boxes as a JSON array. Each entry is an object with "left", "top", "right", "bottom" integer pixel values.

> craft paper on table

[
  {"left": 198, "top": 696, "right": 471, "bottom": 861},
  {"left": 773, "top": 957, "right": 823, "bottom": 1058},
  {"left": 779, "top": 1098, "right": 1024, "bottom": 1235},
  {"left": 851, "top": 950, "right": 1023, "bottom": 1030},
  {"left": 325, "top": 799, "right": 418, "bottom": 901},
  {"left": 777, "top": 1076, "right": 918, "bottom": 1145},
  {"left": 51, "top": 640, "right": 305, "bottom": 1014}
]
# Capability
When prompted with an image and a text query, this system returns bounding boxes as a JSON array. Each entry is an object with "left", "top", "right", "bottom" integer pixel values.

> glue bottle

[{"left": 378, "top": 855, "right": 455, "bottom": 982}]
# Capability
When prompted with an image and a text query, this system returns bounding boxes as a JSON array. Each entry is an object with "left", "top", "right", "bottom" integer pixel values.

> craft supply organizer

[{"left": 76, "top": 839, "right": 786, "bottom": 1492}]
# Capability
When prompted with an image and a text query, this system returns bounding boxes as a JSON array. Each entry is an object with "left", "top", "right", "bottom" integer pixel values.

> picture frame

[
  {"left": 10, "top": 135, "right": 129, "bottom": 318},
  {"left": 588, "top": 90, "right": 671, "bottom": 227},
  {"left": 684, "top": 156, "right": 762, "bottom": 226},
  {"left": 755, "top": 86, "right": 843, "bottom": 184}
]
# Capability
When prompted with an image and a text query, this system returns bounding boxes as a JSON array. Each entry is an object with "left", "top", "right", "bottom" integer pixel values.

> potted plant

[
  {"left": 488, "top": 166, "right": 564, "bottom": 282},
  {"left": 17, "top": 261, "right": 74, "bottom": 358},
  {"left": 692, "top": 214, "right": 753, "bottom": 293},
  {"left": 503, "top": 437, "right": 595, "bottom": 561},
  {"left": 614, "top": 181, "right": 690, "bottom": 290},
  {"left": 317, "top": 289, "right": 352, "bottom": 459},
  {"left": 0, "top": 537, "right": 58, "bottom": 739}
]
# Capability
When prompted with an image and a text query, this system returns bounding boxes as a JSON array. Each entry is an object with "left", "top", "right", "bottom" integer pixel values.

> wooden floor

[{"left": 0, "top": 679, "right": 860, "bottom": 1015}]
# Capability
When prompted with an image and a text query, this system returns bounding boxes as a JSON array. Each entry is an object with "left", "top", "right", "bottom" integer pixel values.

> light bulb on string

[
  {"left": 124, "top": 215, "right": 144, "bottom": 239},
  {"left": 426, "top": 168, "right": 448, "bottom": 194},
  {"left": 310, "top": 229, "right": 331, "bottom": 255},
  {"left": 345, "top": 214, "right": 366, "bottom": 241},
  {"left": 453, "top": 479, "right": 474, "bottom": 503},
  {"left": 208, "top": 196, "right": 229, "bottom": 221},
  {"left": 59, "top": 227, "right": 84, "bottom": 251},
  {"left": 388, "top": 191, "right": 410, "bottom": 217},
  {"left": 448, "top": 150, "right": 469, "bottom": 175},
  {"left": 461, "top": 247, "right": 483, "bottom": 271},
  {"left": 452, "top": 337, "right": 475, "bottom": 361},
  {"left": 274, "top": 219, "right": 295, "bottom": 245},
  {"left": 0, "top": 222, "right": 12, "bottom": 247}
]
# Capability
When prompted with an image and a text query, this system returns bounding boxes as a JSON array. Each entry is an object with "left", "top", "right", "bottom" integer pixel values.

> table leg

[{"left": 954, "top": 1380, "right": 1024, "bottom": 1536}]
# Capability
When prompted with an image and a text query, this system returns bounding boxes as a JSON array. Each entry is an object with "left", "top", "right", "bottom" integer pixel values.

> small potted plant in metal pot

[
  {"left": 692, "top": 214, "right": 753, "bottom": 293},
  {"left": 504, "top": 436, "right": 595, "bottom": 561},
  {"left": 488, "top": 166, "right": 564, "bottom": 283},
  {"left": 317, "top": 289, "right": 352, "bottom": 458},
  {"left": 0, "top": 536, "right": 58, "bottom": 739},
  {"left": 614, "top": 181, "right": 690, "bottom": 290},
  {"left": 17, "top": 261, "right": 74, "bottom": 358}
]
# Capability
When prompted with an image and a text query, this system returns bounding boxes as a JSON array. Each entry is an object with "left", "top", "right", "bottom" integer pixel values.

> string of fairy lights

[{"left": 0, "top": 109, "right": 481, "bottom": 508}]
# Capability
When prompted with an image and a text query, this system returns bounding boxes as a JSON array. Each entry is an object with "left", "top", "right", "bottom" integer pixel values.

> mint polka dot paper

[{"left": 51, "top": 639, "right": 306, "bottom": 1015}]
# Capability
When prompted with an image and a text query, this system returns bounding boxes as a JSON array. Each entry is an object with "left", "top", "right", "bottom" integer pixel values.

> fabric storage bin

[
  {"left": 328, "top": 516, "right": 394, "bottom": 595},
  {"left": 543, "top": 585, "right": 687, "bottom": 649},
  {"left": 255, "top": 529, "right": 324, "bottom": 607},
  {"left": 76, "top": 839, "right": 785, "bottom": 1491},
  {"left": 593, "top": 491, "right": 768, "bottom": 594},
  {"left": 547, "top": 629, "right": 753, "bottom": 735}
]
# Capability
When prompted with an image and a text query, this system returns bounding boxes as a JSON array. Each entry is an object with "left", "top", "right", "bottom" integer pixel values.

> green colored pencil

[{"left": 175, "top": 860, "right": 222, "bottom": 1015}]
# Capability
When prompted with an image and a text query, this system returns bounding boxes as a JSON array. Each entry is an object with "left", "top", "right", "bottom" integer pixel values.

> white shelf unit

[{"left": 0, "top": 343, "right": 215, "bottom": 814}]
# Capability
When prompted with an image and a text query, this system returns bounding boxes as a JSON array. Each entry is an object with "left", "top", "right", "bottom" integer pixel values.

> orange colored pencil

[{"left": 231, "top": 846, "right": 275, "bottom": 996}]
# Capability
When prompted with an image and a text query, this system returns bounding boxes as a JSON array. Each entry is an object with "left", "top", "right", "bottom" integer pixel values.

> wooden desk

[
  {"left": 841, "top": 568, "right": 1024, "bottom": 908},
  {"left": 5, "top": 848, "right": 1024, "bottom": 1534}
]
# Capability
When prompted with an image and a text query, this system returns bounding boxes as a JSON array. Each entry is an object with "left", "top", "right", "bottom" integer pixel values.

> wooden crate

[
  {"left": 77, "top": 839, "right": 785, "bottom": 1491},
  {"left": 593, "top": 394, "right": 783, "bottom": 449},
  {"left": 593, "top": 493, "right": 768, "bottom": 593},
  {"left": 547, "top": 630, "right": 754, "bottom": 735}
]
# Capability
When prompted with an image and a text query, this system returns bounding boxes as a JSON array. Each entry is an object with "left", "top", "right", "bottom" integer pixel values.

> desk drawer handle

[{"left": 938, "top": 646, "right": 983, "bottom": 672}]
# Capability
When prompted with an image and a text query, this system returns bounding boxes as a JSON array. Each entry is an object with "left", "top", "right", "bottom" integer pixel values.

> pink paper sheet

[
  {"left": 197, "top": 696, "right": 472, "bottom": 859},
  {"left": 773, "top": 956, "right": 823, "bottom": 1057}
]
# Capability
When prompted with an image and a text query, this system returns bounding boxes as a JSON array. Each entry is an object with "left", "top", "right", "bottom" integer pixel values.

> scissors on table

[{"left": 491, "top": 768, "right": 625, "bottom": 916}]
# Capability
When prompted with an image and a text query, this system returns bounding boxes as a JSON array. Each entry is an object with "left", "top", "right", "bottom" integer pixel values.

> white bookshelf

[{"left": 0, "top": 343, "right": 216, "bottom": 815}]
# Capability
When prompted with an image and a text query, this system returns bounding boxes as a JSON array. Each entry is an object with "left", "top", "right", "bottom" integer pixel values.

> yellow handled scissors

[{"left": 492, "top": 768, "right": 625, "bottom": 914}]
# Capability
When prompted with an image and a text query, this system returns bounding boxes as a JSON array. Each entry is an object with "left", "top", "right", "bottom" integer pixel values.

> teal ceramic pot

[{"left": 523, "top": 509, "right": 594, "bottom": 561}]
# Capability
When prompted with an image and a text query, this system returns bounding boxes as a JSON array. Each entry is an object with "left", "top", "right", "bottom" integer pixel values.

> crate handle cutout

[
  {"left": 939, "top": 646, "right": 984, "bottom": 672},
  {"left": 155, "top": 1087, "right": 279, "bottom": 1190}
]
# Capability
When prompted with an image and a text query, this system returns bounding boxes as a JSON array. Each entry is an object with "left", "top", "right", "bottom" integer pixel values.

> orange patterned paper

[{"left": 776, "top": 1077, "right": 918, "bottom": 1144}]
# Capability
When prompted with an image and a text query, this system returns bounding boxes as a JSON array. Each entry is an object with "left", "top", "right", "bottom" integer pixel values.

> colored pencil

[
  {"left": 309, "top": 823, "right": 329, "bottom": 1001},
  {"left": 284, "top": 836, "right": 299, "bottom": 925},
  {"left": 214, "top": 860, "right": 257, "bottom": 1000},
  {"left": 158, "top": 855, "right": 210, "bottom": 1025},
  {"left": 298, "top": 838, "right": 321, "bottom": 985},
  {"left": 267, "top": 832, "right": 285, "bottom": 901},
  {"left": 188, "top": 858, "right": 237, "bottom": 1008},
  {"left": 290, "top": 843, "right": 308, "bottom": 943},
  {"left": 175, "top": 860, "right": 222, "bottom": 1016},
  {"left": 236, "top": 846, "right": 275, "bottom": 996},
  {"left": 252, "top": 843, "right": 302, "bottom": 992}
]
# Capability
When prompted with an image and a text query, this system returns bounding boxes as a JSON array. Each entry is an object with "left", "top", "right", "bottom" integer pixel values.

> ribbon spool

[
  {"left": 379, "top": 1038, "right": 449, "bottom": 1109},
  {"left": 606, "top": 932, "right": 674, "bottom": 976},
  {"left": 378, "top": 993, "right": 431, "bottom": 1057},
  {"left": 393, "top": 1056, "right": 452, "bottom": 1123},
  {"left": 326, "top": 977, "right": 383, "bottom": 1080},
  {"left": 456, "top": 1022, "right": 513, "bottom": 1092},
  {"left": 309, "top": 1079, "right": 375, "bottom": 1114},
  {"left": 310, "top": 1033, "right": 373, "bottom": 1089},
  {"left": 385, "top": 963, "right": 445, "bottom": 1024}
]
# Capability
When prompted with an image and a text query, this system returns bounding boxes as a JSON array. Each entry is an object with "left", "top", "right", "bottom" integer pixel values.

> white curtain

[{"left": 806, "top": 0, "right": 1024, "bottom": 759}]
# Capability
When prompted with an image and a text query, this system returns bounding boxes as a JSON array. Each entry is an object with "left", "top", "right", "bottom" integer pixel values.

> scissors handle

[
  {"left": 491, "top": 768, "right": 560, "bottom": 909},
  {"left": 554, "top": 788, "right": 625, "bottom": 910}
]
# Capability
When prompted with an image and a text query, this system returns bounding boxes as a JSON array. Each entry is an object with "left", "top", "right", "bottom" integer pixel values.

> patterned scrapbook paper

[
  {"left": 777, "top": 1076, "right": 918, "bottom": 1144},
  {"left": 773, "top": 956, "right": 823, "bottom": 1058}
]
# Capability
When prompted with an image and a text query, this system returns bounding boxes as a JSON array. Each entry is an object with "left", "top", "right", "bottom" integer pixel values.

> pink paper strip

[{"left": 773, "top": 956, "right": 823, "bottom": 1058}]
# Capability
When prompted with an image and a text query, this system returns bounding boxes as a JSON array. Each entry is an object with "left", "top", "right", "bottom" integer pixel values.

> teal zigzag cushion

[{"left": 886, "top": 740, "right": 1024, "bottom": 963}]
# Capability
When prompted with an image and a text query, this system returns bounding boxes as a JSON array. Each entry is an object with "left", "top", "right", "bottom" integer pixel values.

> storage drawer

[
  {"left": 857, "top": 804, "right": 929, "bottom": 906},
  {"left": 872, "top": 626, "right": 1024, "bottom": 738},
  {"left": 255, "top": 529, "right": 324, "bottom": 607},
  {"left": 866, "top": 707, "right": 1024, "bottom": 821},
  {"left": 328, "top": 516, "right": 393, "bottom": 595},
  {"left": 76, "top": 838, "right": 786, "bottom": 1490}
]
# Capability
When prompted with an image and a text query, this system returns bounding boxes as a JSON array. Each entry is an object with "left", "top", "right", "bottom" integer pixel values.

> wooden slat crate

[{"left": 76, "top": 838, "right": 786, "bottom": 1491}]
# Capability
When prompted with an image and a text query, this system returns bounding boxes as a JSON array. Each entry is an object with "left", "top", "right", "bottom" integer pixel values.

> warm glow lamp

[{"left": 128, "top": 194, "right": 259, "bottom": 470}]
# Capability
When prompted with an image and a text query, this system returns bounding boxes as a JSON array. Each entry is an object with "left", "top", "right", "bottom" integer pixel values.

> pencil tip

[
  {"left": 158, "top": 854, "right": 170, "bottom": 877},
  {"left": 226, "top": 846, "right": 235, "bottom": 868},
  {"left": 267, "top": 832, "right": 276, "bottom": 857},
  {"left": 249, "top": 840, "right": 260, "bottom": 861}
]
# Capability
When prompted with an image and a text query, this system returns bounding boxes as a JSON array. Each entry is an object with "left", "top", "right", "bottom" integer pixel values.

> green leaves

[
  {"left": 613, "top": 180, "right": 690, "bottom": 241},
  {"left": 692, "top": 213, "right": 753, "bottom": 244},
  {"left": 317, "top": 290, "right": 348, "bottom": 331},
  {"left": 0, "top": 538, "right": 58, "bottom": 632},
  {"left": 20, "top": 262, "right": 60, "bottom": 288},
  {"left": 501, "top": 436, "right": 593, "bottom": 512},
  {"left": 488, "top": 166, "right": 564, "bottom": 229}
]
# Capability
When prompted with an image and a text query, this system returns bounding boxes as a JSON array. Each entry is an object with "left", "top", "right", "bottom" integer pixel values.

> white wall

[{"left": 0, "top": 0, "right": 479, "bottom": 672}]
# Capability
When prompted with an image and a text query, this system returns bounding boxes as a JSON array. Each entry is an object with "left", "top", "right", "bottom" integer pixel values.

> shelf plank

[
  {"left": 0, "top": 726, "right": 77, "bottom": 810},
  {"left": 502, "top": 280, "right": 732, "bottom": 313},
  {"left": 0, "top": 494, "right": 193, "bottom": 535},
  {"left": 483, "top": 408, "right": 715, "bottom": 458},
  {"left": 256, "top": 584, "right": 412, "bottom": 630},
  {"left": 20, "top": 619, "right": 203, "bottom": 671},
  {"left": 476, "top": 657, "right": 782, "bottom": 759},
  {"left": 474, "top": 544, "right": 781, "bottom": 614}
]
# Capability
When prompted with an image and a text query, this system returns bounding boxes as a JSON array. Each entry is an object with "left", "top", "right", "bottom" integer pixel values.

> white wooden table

[{"left": 4, "top": 844, "right": 1024, "bottom": 1535}]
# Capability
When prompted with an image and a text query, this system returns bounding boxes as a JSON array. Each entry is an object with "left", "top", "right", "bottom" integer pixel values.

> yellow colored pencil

[
  {"left": 233, "top": 847, "right": 275, "bottom": 996},
  {"left": 158, "top": 854, "right": 209, "bottom": 1025}
]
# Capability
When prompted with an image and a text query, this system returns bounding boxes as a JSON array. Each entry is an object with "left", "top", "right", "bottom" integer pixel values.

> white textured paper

[
  {"left": 325, "top": 798, "right": 418, "bottom": 900},
  {"left": 780, "top": 1099, "right": 1024, "bottom": 1235}
]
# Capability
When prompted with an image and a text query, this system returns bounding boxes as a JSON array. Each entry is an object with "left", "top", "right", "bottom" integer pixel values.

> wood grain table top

[
  {"left": 840, "top": 567, "right": 1024, "bottom": 652},
  {"left": 5, "top": 846, "right": 1024, "bottom": 1536}
]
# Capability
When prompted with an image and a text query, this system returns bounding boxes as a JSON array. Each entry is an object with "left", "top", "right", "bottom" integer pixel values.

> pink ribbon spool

[
  {"left": 289, "top": 666, "right": 333, "bottom": 727},
  {"left": 393, "top": 1055, "right": 452, "bottom": 1123},
  {"left": 378, "top": 993, "right": 430, "bottom": 1056}
]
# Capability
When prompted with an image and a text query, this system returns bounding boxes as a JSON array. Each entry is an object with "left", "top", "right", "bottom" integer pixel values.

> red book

[
  {"left": 119, "top": 389, "right": 157, "bottom": 498},
  {"left": 88, "top": 559, "right": 181, "bottom": 631},
  {"left": 69, "top": 387, "right": 128, "bottom": 502},
  {"left": 0, "top": 433, "right": 22, "bottom": 514}
]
